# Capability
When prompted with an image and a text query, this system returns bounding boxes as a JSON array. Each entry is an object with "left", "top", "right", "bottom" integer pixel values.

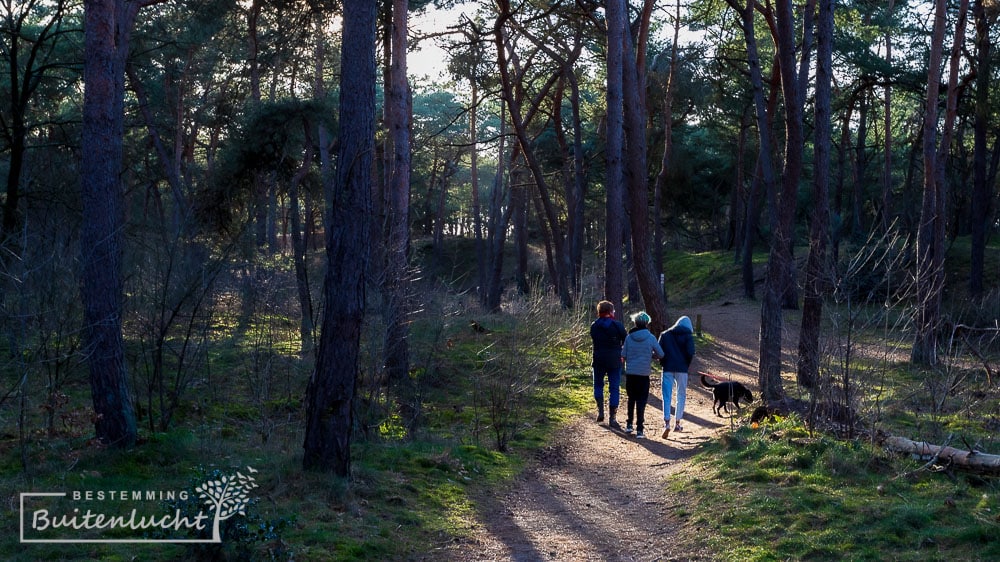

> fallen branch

[{"left": 883, "top": 434, "right": 1000, "bottom": 476}]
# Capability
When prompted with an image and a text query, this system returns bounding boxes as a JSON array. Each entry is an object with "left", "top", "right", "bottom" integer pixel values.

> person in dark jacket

[
  {"left": 657, "top": 315, "right": 695, "bottom": 439},
  {"left": 621, "top": 311, "right": 663, "bottom": 439},
  {"left": 590, "top": 300, "right": 626, "bottom": 428}
]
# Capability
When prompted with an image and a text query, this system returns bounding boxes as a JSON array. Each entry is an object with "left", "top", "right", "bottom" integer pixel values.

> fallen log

[{"left": 884, "top": 435, "right": 1000, "bottom": 476}]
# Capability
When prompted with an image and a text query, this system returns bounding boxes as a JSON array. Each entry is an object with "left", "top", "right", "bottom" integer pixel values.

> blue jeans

[
  {"left": 661, "top": 371, "right": 688, "bottom": 422},
  {"left": 593, "top": 364, "right": 622, "bottom": 408}
]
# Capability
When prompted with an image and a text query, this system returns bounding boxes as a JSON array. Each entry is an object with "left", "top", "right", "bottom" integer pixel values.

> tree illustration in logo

[{"left": 195, "top": 467, "right": 259, "bottom": 542}]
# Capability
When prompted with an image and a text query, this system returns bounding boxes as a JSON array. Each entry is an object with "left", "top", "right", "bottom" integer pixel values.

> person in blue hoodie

[
  {"left": 621, "top": 311, "right": 663, "bottom": 439},
  {"left": 657, "top": 315, "right": 696, "bottom": 439},
  {"left": 590, "top": 300, "right": 627, "bottom": 428}
]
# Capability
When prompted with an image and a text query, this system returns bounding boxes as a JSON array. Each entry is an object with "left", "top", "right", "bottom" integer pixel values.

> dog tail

[{"left": 700, "top": 373, "right": 718, "bottom": 388}]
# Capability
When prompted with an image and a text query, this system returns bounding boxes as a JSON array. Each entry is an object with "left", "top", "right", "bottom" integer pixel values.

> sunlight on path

[{"left": 431, "top": 300, "right": 769, "bottom": 561}]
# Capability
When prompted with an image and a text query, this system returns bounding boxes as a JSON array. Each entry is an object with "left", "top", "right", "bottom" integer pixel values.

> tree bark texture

[
  {"left": 912, "top": 0, "right": 946, "bottom": 366},
  {"left": 486, "top": 107, "right": 512, "bottom": 312},
  {"left": 885, "top": 435, "right": 1000, "bottom": 476},
  {"left": 728, "top": 0, "right": 783, "bottom": 398},
  {"left": 290, "top": 119, "right": 315, "bottom": 357},
  {"left": 303, "top": 0, "right": 376, "bottom": 474},
  {"left": 80, "top": 0, "right": 142, "bottom": 448},
  {"left": 970, "top": 0, "right": 993, "bottom": 296},
  {"left": 621, "top": 22, "right": 668, "bottom": 332},
  {"left": 604, "top": 0, "right": 626, "bottom": 315},
  {"left": 773, "top": 0, "right": 803, "bottom": 312},
  {"left": 796, "top": 0, "right": 833, "bottom": 390},
  {"left": 383, "top": 0, "right": 414, "bottom": 422},
  {"left": 880, "top": 0, "right": 896, "bottom": 232},
  {"left": 913, "top": 0, "right": 966, "bottom": 365}
]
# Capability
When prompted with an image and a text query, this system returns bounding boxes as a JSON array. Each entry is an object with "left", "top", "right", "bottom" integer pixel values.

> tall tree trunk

[
  {"left": 730, "top": 0, "right": 779, "bottom": 305},
  {"left": 80, "top": 0, "right": 145, "bottom": 448},
  {"left": 833, "top": 98, "right": 855, "bottom": 263},
  {"left": 851, "top": 89, "right": 869, "bottom": 236},
  {"left": 604, "top": 0, "right": 626, "bottom": 314},
  {"left": 288, "top": 121, "right": 314, "bottom": 358},
  {"left": 880, "top": 0, "right": 896, "bottom": 232},
  {"left": 654, "top": 0, "right": 683, "bottom": 285},
  {"left": 970, "top": 0, "right": 992, "bottom": 297},
  {"left": 553, "top": 77, "right": 578, "bottom": 306},
  {"left": 486, "top": 107, "right": 512, "bottom": 312},
  {"left": 384, "top": 0, "right": 414, "bottom": 425},
  {"left": 303, "top": 0, "right": 376, "bottom": 474},
  {"left": 568, "top": 69, "right": 587, "bottom": 295},
  {"left": 795, "top": 0, "right": 816, "bottom": 110},
  {"left": 621, "top": 1, "right": 669, "bottom": 330},
  {"left": 470, "top": 80, "right": 487, "bottom": 303},
  {"left": 512, "top": 168, "right": 529, "bottom": 294},
  {"left": 913, "top": 0, "right": 963, "bottom": 365},
  {"left": 937, "top": 0, "right": 969, "bottom": 356},
  {"left": 313, "top": 12, "right": 331, "bottom": 254},
  {"left": 796, "top": 0, "right": 833, "bottom": 390},
  {"left": 127, "top": 66, "right": 190, "bottom": 227},
  {"left": 775, "top": 0, "right": 803, "bottom": 312},
  {"left": 730, "top": 107, "right": 750, "bottom": 253},
  {"left": 759, "top": 0, "right": 804, "bottom": 401},
  {"left": 247, "top": 0, "right": 268, "bottom": 250},
  {"left": 295, "top": 13, "right": 328, "bottom": 358}
]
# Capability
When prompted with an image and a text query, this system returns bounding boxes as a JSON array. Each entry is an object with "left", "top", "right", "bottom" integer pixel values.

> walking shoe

[
  {"left": 675, "top": 422, "right": 683, "bottom": 432},
  {"left": 609, "top": 419, "right": 621, "bottom": 430},
  {"left": 661, "top": 427, "right": 670, "bottom": 439},
  {"left": 636, "top": 431, "right": 646, "bottom": 439},
  {"left": 625, "top": 423, "right": 634, "bottom": 434}
]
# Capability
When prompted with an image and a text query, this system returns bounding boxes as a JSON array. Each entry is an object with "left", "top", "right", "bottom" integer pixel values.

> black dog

[{"left": 700, "top": 373, "right": 754, "bottom": 417}]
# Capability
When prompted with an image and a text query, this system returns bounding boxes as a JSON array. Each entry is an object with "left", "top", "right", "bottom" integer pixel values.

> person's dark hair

[{"left": 597, "top": 300, "right": 614, "bottom": 316}]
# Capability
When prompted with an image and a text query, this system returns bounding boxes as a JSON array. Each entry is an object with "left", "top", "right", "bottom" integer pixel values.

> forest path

[{"left": 432, "top": 298, "right": 799, "bottom": 561}]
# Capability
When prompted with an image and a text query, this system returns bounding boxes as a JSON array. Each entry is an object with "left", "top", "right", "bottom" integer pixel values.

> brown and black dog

[{"left": 700, "top": 373, "right": 754, "bottom": 417}]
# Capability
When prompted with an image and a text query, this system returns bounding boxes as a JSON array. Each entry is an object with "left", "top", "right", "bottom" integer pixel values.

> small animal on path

[{"left": 700, "top": 373, "right": 754, "bottom": 417}]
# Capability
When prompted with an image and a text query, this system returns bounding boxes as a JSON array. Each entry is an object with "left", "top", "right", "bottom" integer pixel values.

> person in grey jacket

[
  {"left": 657, "top": 315, "right": 696, "bottom": 438},
  {"left": 621, "top": 312, "right": 663, "bottom": 439}
]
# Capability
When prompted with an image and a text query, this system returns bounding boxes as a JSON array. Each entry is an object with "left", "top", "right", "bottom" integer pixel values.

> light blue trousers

[{"left": 661, "top": 371, "right": 688, "bottom": 423}]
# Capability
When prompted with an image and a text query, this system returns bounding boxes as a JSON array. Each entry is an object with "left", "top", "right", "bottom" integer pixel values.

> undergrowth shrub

[
  {"left": 149, "top": 466, "right": 293, "bottom": 561},
  {"left": 472, "top": 289, "right": 569, "bottom": 451}
]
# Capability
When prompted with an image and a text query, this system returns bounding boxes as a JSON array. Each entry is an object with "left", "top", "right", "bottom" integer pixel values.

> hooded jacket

[
  {"left": 622, "top": 328, "right": 664, "bottom": 376},
  {"left": 658, "top": 316, "right": 695, "bottom": 373},
  {"left": 590, "top": 316, "right": 626, "bottom": 369}
]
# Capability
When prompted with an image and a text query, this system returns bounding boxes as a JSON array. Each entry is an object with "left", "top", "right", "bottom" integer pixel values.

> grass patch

[
  {"left": 679, "top": 415, "right": 1000, "bottom": 561},
  {"left": 661, "top": 249, "right": 762, "bottom": 305}
]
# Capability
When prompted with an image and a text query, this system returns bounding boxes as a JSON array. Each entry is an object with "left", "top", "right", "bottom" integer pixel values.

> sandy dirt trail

[{"left": 432, "top": 299, "right": 793, "bottom": 561}]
